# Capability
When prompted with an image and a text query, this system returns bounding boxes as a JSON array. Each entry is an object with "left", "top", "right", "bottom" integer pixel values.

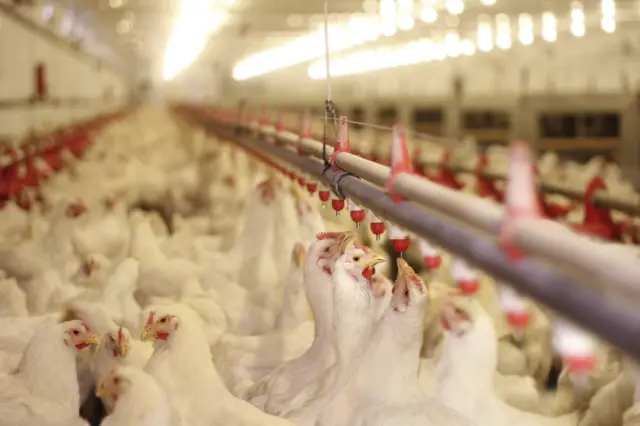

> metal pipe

[
  {"left": 206, "top": 122, "right": 640, "bottom": 361},
  {"left": 422, "top": 159, "right": 640, "bottom": 216},
  {"left": 256, "top": 123, "right": 640, "bottom": 299}
]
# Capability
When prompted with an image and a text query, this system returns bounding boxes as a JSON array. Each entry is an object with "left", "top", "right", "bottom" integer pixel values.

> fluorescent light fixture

[{"left": 232, "top": 16, "right": 381, "bottom": 81}]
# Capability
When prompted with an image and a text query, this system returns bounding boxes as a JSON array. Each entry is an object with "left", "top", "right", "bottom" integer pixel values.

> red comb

[
  {"left": 117, "top": 327, "right": 124, "bottom": 344},
  {"left": 146, "top": 311, "right": 155, "bottom": 326},
  {"left": 81, "top": 320, "right": 91, "bottom": 333},
  {"left": 354, "top": 242, "right": 372, "bottom": 254},
  {"left": 316, "top": 232, "right": 342, "bottom": 240}
]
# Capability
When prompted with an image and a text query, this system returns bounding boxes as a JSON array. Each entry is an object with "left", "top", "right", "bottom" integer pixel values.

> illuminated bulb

[
  {"left": 420, "top": 7, "right": 437, "bottom": 22},
  {"left": 518, "top": 31, "right": 534, "bottom": 45},
  {"left": 382, "top": 22, "right": 398, "bottom": 36},
  {"left": 495, "top": 13, "right": 511, "bottom": 49},
  {"left": 109, "top": 0, "right": 125, "bottom": 8},
  {"left": 481, "top": 0, "right": 496, "bottom": 4},
  {"left": 541, "top": 12, "right": 557, "bottom": 42},
  {"left": 571, "top": 21, "right": 585, "bottom": 37},
  {"left": 445, "top": 32, "right": 461, "bottom": 57},
  {"left": 397, "top": 15, "right": 415, "bottom": 30},
  {"left": 571, "top": 1, "right": 585, "bottom": 20},
  {"left": 446, "top": 0, "right": 464, "bottom": 15},
  {"left": 601, "top": 0, "right": 616, "bottom": 16},
  {"left": 476, "top": 18, "right": 493, "bottom": 52},
  {"left": 601, "top": 16, "right": 616, "bottom": 33},
  {"left": 460, "top": 39, "right": 476, "bottom": 55}
]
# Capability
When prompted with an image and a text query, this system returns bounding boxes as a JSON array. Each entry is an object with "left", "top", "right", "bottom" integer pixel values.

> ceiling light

[
  {"left": 601, "top": 0, "right": 615, "bottom": 16},
  {"left": 232, "top": 16, "right": 381, "bottom": 81},
  {"left": 476, "top": 16, "right": 493, "bottom": 52},
  {"left": 444, "top": 32, "right": 461, "bottom": 57},
  {"left": 460, "top": 39, "right": 475, "bottom": 55},
  {"left": 307, "top": 35, "right": 481, "bottom": 79},
  {"left": 60, "top": 11, "right": 73, "bottom": 36},
  {"left": 601, "top": 16, "right": 616, "bottom": 33},
  {"left": 481, "top": 0, "right": 496, "bottom": 4},
  {"left": 397, "top": 15, "right": 415, "bottom": 30},
  {"left": 109, "top": 0, "right": 126, "bottom": 8},
  {"left": 420, "top": 7, "right": 437, "bottom": 22},
  {"left": 446, "top": 0, "right": 464, "bottom": 15},
  {"left": 570, "top": 21, "right": 585, "bottom": 37},
  {"left": 541, "top": 12, "right": 557, "bottom": 42}
]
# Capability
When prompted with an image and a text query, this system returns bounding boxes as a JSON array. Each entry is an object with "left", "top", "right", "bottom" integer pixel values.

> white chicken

[{"left": 0, "top": 320, "right": 100, "bottom": 425}]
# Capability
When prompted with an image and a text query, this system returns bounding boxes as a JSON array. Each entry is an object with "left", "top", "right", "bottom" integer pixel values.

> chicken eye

[
  {"left": 113, "top": 377, "right": 120, "bottom": 385},
  {"left": 352, "top": 256, "right": 360, "bottom": 262},
  {"left": 160, "top": 317, "right": 167, "bottom": 323},
  {"left": 73, "top": 329, "right": 80, "bottom": 335},
  {"left": 323, "top": 247, "right": 331, "bottom": 253}
]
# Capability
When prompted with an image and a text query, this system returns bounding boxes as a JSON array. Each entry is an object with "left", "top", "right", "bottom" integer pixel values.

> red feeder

[
  {"left": 389, "top": 224, "right": 410, "bottom": 257},
  {"left": 331, "top": 195, "right": 345, "bottom": 216},
  {"left": 306, "top": 182, "right": 317, "bottom": 195},
  {"left": 451, "top": 257, "right": 479, "bottom": 294},
  {"left": 297, "top": 176, "right": 306, "bottom": 186},
  {"left": 348, "top": 199, "right": 365, "bottom": 228},
  {"left": 369, "top": 210, "right": 386, "bottom": 240},
  {"left": 418, "top": 238, "right": 441, "bottom": 269},
  {"left": 318, "top": 189, "right": 330, "bottom": 207},
  {"left": 506, "top": 311, "right": 531, "bottom": 328}
]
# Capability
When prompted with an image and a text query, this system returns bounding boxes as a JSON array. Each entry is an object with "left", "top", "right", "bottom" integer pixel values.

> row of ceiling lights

[
  {"left": 233, "top": 0, "right": 501, "bottom": 80},
  {"left": 308, "top": 1, "right": 619, "bottom": 79},
  {"left": 234, "top": 0, "right": 620, "bottom": 82}
]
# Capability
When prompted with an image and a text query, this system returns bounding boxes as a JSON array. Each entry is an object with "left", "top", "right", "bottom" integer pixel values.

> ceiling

[{"left": 12, "top": 0, "right": 640, "bottom": 81}]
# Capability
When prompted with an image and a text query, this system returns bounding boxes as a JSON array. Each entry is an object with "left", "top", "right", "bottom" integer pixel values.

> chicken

[
  {"left": 244, "top": 231, "right": 355, "bottom": 412},
  {"left": 96, "top": 366, "right": 171, "bottom": 426},
  {"left": 435, "top": 295, "right": 579, "bottom": 426},
  {"left": 0, "top": 320, "right": 100, "bottom": 425},
  {"left": 275, "top": 242, "right": 309, "bottom": 331},
  {"left": 283, "top": 243, "right": 388, "bottom": 426},
  {"left": 91, "top": 326, "right": 153, "bottom": 412},
  {"left": 141, "top": 304, "right": 294, "bottom": 426},
  {"left": 321, "top": 258, "right": 476, "bottom": 426}
]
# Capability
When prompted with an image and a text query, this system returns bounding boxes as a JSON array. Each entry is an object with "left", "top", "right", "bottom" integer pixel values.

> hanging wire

[{"left": 321, "top": 0, "right": 338, "bottom": 169}]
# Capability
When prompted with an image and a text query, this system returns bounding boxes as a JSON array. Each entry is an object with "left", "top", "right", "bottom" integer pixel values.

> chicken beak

[
  {"left": 363, "top": 254, "right": 386, "bottom": 269},
  {"left": 95, "top": 383, "right": 109, "bottom": 398},
  {"left": 85, "top": 333, "right": 101, "bottom": 346},
  {"left": 396, "top": 257, "right": 412, "bottom": 277},
  {"left": 141, "top": 327, "right": 156, "bottom": 342},
  {"left": 119, "top": 342, "right": 129, "bottom": 358},
  {"left": 296, "top": 249, "right": 306, "bottom": 268}
]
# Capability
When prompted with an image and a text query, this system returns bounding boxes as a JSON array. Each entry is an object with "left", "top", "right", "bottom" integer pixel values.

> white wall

[{"left": 0, "top": 11, "right": 130, "bottom": 138}]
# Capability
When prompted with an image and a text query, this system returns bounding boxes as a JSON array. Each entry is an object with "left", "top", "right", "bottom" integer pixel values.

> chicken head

[
  {"left": 391, "top": 258, "right": 427, "bottom": 312},
  {"left": 103, "top": 326, "right": 130, "bottom": 358},
  {"left": 63, "top": 319, "right": 101, "bottom": 350},
  {"left": 339, "top": 243, "right": 386, "bottom": 295},
  {"left": 312, "top": 231, "right": 356, "bottom": 274},
  {"left": 66, "top": 200, "right": 88, "bottom": 218},
  {"left": 141, "top": 311, "right": 179, "bottom": 342},
  {"left": 439, "top": 295, "right": 487, "bottom": 337},
  {"left": 96, "top": 367, "right": 130, "bottom": 401}
]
